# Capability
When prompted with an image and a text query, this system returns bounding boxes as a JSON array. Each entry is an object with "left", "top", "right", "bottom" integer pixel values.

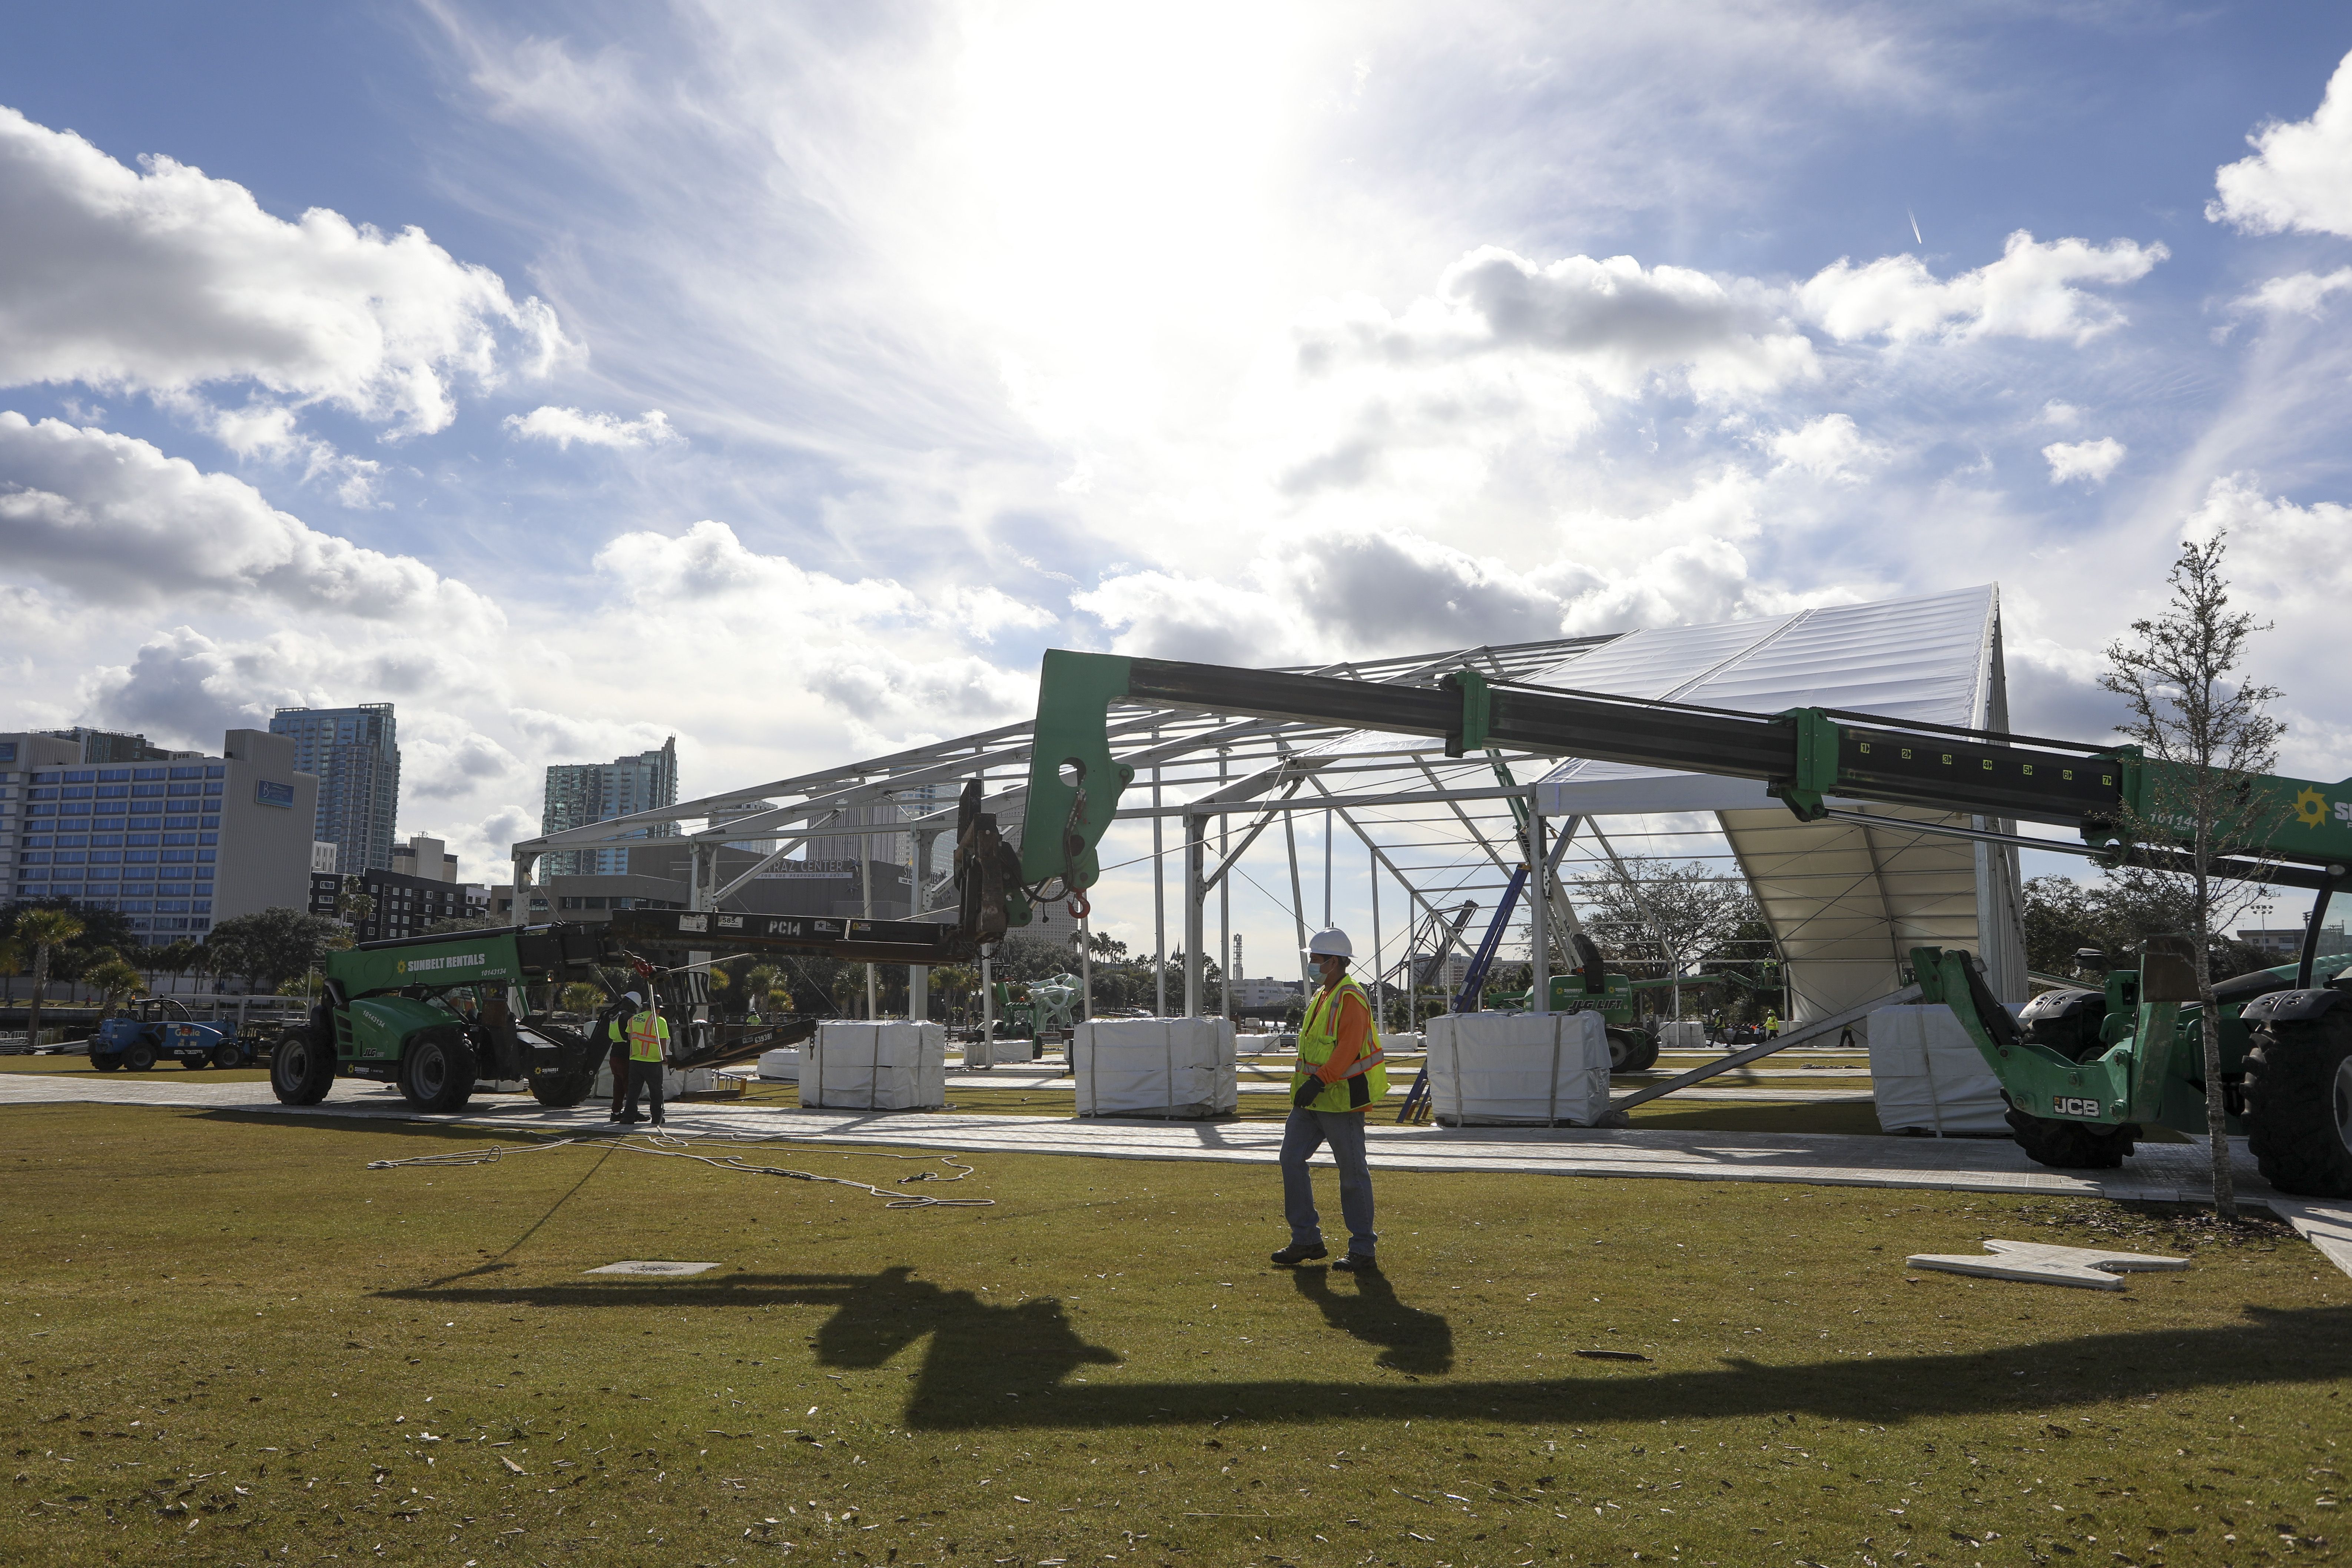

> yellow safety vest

[
  {"left": 1291, "top": 976, "right": 1387, "bottom": 1113},
  {"left": 626, "top": 1010, "right": 671, "bottom": 1064}
]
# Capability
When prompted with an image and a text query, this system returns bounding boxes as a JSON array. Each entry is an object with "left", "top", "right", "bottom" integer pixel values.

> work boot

[
  {"left": 1269, "top": 1241, "right": 1328, "bottom": 1266},
  {"left": 1331, "top": 1253, "right": 1379, "bottom": 1274},
  {"left": 620, "top": 1112, "right": 646, "bottom": 1125}
]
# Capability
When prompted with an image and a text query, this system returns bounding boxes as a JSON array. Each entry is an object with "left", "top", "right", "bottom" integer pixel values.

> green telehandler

[
  {"left": 269, "top": 904, "right": 995, "bottom": 1113},
  {"left": 1000, "top": 647, "right": 2352, "bottom": 1196}
]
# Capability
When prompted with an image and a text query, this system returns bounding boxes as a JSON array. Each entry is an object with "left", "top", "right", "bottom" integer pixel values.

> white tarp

[
  {"left": 1424, "top": 1011, "right": 1610, "bottom": 1127},
  {"left": 803, "top": 1022, "right": 949, "bottom": 1111},
  {"left": 756, "top": 1047, "right": 801, "bottom": 1082},
  {"left": 1074, "top": 1018, "right": 1238, "bottom": 1118},
  {"left": 1869, "top": 1004, "right": 2011, "bottom": 1135}
]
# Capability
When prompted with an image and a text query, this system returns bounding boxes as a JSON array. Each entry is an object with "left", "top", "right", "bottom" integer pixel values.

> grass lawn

[{"left": 4, "top": 1101, "right": 2343, "bottom": 1567}]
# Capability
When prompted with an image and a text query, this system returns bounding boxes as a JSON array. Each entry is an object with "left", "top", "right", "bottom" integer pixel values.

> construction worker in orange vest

[
  {"left": 619, "top": 995, "right": 671, "bottom": 1127},
  {"left": 1271, "top": 928, "right": 1388, "bottom": 1272}
]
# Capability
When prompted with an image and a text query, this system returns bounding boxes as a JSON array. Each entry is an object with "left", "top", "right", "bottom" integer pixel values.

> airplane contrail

[{"left": 1908, "top": 208, "right": 1923, "bottom": 246}]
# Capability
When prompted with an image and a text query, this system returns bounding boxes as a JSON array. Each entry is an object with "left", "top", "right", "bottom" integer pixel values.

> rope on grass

[{"left": 365, "top": 1130, "right": 994, "bottom": 1209}]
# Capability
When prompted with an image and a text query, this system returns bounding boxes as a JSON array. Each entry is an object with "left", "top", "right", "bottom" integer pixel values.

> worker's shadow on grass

[
  {"left": 378, "top": 1264, "right": 1119, "bottom": 1420},
  {"left": 1290, "top": 1266, "right": 1453, "bottom": 1375}
]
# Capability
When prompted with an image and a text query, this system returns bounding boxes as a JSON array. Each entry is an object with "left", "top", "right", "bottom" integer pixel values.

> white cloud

[
  {"left": 82, "top": 623, "right": 495, "bottom": 748},
  {"left": 2042, "top": 437, "right": 2125, "bottom": 485},
  {"left": 2234, "top": 268, "right": 2352, "bottom": 318},
  {"left": 504, "top": 405, "right": 681, "bottom": 450},
  {"left": 1767, "top": 412, "right": 1880, "bottom": 481},
  {"left": 1073, "top": 467, "right": 1809, "bottom": 663},
  {"left": 0, "top": 413, "right": 502, "bottom": 623},
  {"left": 1799, "top": 231, "right": 2166, "bottom": 347},
  {"left": 2039, "top": 400, "right": 2081, "bottom": 427},
  {"left": 0, "top": 105, "right": 567, "bottom": 435},
  {"left": 1299, "top": 247, "right": 1818, "bottom": 400},
  {"left": 2209, "top": 53, "right": 2352, "bottom": 237}
]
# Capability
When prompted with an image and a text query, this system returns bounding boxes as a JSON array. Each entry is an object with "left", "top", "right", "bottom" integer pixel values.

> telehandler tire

[
  {"left": 90, "top": 1054, "right": 121, "bottom": 1072},
  {"left": 2004, "top": 1100, "right": 2136, "bottom": 1169},
  {"left": 528, "top": 1059, "right": 599, "bottom": 1109},
  {"left": 399, "top": 1030, "right": 477, "bottom": 1113},
  {"left": 123, "top": 1041, "right": 157, "bottom": 1072},
  {"left": 2244, "top": 1010, "right": 2352, "bottom": 1199},
  {"left": 1607, "top": 1028, "right": 1659, "bottom": 1073},
  {"left": 270, "top": 1024, "right": 335, "bottom": 1106},
  {"left": 180, "top": 1054, "right": 209, "bottom": 1069}
]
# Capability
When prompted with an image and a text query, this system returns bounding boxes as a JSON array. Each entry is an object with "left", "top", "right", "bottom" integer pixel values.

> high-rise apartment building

[
  {"left": 268, "top": 704, "right": 400, "bottom": 874},
  {"left": 806, "top": 783, "right": 954, "bottom": 874},
  {"left": 541, "top": 737, "right": 678, "bottom": 877}
]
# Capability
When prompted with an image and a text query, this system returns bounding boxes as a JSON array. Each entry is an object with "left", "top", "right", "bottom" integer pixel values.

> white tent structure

[
  {"left": 1532, "top": 584, "right": 2027, "bottom": 1016},
  {"left": 513, "top": 584, "right": 2027, "bottom": 1026}
]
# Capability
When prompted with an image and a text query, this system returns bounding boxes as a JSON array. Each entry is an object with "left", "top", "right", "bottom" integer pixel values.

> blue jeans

[{"left": 1280, "top": 1108, "right": 1376, "bottom": 1255}]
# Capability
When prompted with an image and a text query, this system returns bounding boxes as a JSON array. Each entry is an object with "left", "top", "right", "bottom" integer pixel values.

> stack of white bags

[
  {"left": 800, "top": 1022, "right": 949, "bottom": 1111},
  {"left": 1423, "top": 1011, "right": 1611, "bottom": 1126},
  {"left": 1868, "top": 1004, "right": 2011, "bottom": 1135},
  {"left": 1072, "top": 1017, "right": 1238, "bottom": 1119}
]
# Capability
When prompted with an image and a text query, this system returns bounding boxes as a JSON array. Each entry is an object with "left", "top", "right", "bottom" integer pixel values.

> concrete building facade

[
  {"left": 3, "top": 728, "right": 318, "bottom": 940},
  {"left": 269, "top": 704, "right": 400, "bottom": 875}
]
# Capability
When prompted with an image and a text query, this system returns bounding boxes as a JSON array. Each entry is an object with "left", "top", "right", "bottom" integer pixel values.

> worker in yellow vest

[
  {"left": 604, "top": 991, "right": 639, "bottom": 1123},
  {"left": 1272, "top": 929, "right": 1387, "bottom": 1272},
  {"left": 619, "top": 997, "right": 671, "bottom": 1127}
]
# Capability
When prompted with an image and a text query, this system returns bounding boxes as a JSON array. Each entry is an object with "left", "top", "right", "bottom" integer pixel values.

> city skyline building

[
  {"left": 541, "top": 737, "right": 678, "bottom": 877},
  {"left": 34, "top": 727, "right": 176, "bottom": 764},
  {"left": 1, "top": 728, "right": 319, "bottom": 940},
  {"left": 268, "top": 704, "right": 401, "bottom": 875}
]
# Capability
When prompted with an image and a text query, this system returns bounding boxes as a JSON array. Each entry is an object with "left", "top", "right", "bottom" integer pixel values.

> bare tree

[
  {"left": 2099, "top": 533, "right": 2286, "bottom": 1223},
  {"left": 1572, "top": 854, "right": 1758, "bottom": 1015}
]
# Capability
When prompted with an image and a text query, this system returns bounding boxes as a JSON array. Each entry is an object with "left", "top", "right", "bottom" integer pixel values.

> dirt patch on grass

[{"left": 2007, "top": 1196, "right": 2301, "bottom": 1252}]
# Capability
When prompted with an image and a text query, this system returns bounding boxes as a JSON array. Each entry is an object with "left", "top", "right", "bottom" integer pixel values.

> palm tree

[
  {"left": 17, "top": 908, "right": 85, "bottom": 1050},
  {"left": 0, "top": 937, "right": 24, "bottom": 1008},
  {"left": 743, "top": 965, "right": 782, "bottom": 1020},
  {"left": 86, "top": 956, "right": 146, "bottom": 1020},
  {"left": 559, "top": 981, "right": 604, "bottom": 1017}
]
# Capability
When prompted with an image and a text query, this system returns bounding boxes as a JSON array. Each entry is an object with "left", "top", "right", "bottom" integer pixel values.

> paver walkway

[{"left": 0, "top": 1064, "right": 2295, "bottom": 1214}]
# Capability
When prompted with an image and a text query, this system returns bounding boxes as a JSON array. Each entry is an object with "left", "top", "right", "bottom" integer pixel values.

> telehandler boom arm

[{"left": 1018, "top": 649, "right": 2352, "bottom": 924}]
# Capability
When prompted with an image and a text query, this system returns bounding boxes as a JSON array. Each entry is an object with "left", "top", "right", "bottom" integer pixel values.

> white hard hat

[
  {"left": 623, "top": 991, "right": 642, "bottom": 1005},
  {"left": 1303, "top": 928, "right": 1353, "bottom": 958}
]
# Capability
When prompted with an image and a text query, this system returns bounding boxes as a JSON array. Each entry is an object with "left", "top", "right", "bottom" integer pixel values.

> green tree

[
  {"left": 14, "top": 907, "right": 84, "bottom": 1050},
  {"left": 2098, "top": 533, "right": 2287, "bottom": 1223},
  {"left": 205, "top": 908, "right": 349, "bottom": 995},
  {"left": 0, "top": 937, "right": 23, "bottom": 1007},
  {"left": 85, "top": 955, "right": 146, "bottom": 1020}
]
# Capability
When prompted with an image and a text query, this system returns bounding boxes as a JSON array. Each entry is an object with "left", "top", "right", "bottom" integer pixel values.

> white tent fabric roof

[
  {"left": 1530, "top": 584, "right": 2025, "bottom": 1015},
  {"left": 1533, "top": 585, "right": 1999, "bottom": 817}
]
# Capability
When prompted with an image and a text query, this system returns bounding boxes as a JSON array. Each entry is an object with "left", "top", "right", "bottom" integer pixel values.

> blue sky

[{"left": 6, "top": 2, "right": 2352, "bottom": 945}]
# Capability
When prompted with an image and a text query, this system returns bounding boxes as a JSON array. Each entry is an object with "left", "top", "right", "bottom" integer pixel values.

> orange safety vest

[{"left": 626, "top": 1010, "right": 671, "bottom": 1064}]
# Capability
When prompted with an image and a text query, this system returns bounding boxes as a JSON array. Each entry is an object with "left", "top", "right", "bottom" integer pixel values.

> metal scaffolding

[
  {"left": 508, "top": 585, "right": 2026, "bottom": 1022},
  {"left": 509, "top": 633, "right": 1625, "bottom": 1018}
]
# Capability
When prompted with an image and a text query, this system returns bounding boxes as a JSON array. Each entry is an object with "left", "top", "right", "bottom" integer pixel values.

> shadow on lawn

[{"left": 377, "top": 1266, "right": 2352, "bottom": 1432}]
